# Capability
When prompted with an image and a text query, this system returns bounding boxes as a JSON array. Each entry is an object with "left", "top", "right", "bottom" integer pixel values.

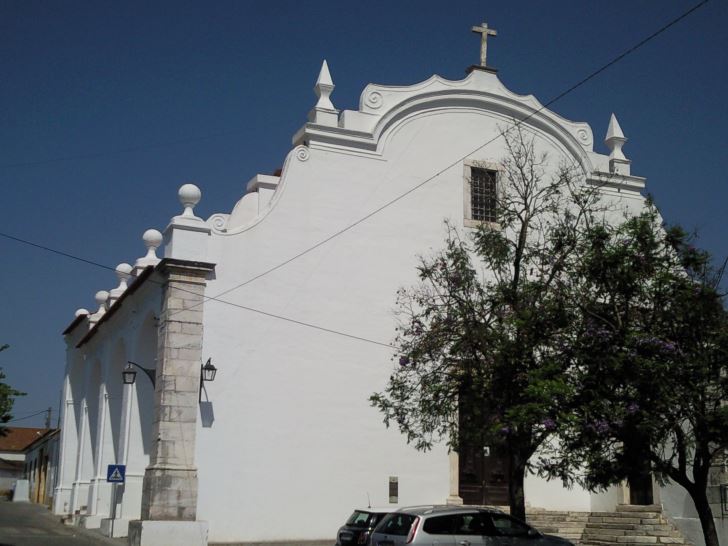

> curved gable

[{"left": 297, "top": 70, "right": 595, "bottom": 172}]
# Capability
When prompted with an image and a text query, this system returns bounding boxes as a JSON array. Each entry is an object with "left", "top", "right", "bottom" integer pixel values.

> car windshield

[
  {"left": 375, "top": 513, "right": 417, "bottom": 536},
  {"left": 346, "top": 510, "right": 375, "bottom": 528}
]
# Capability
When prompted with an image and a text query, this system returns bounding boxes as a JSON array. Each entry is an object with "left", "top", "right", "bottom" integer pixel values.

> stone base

[
  {"left": 129, "top": 520, "right": 209, "bottom": 546},
  {"left": 141, "top": 467, "right": 199, "bottom": 520},
  {"left": 446, "top": 495, "right": 464, "bottom": 506},
  {"left": 100, "top": 517, "right": 130, "bottom": 538},
  {"left": 12, "top": 479, "right": 29, "bottom": 502},
  {"left": 80, "top": 514, "right": 103, "bottom": 529},
  {"left": 52, "top": 486, "right": 72, "bottom": 515}
]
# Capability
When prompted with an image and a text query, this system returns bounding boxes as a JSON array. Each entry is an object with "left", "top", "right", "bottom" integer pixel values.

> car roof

[
  {"left": 395, "top": 505, "right": 506, "bottom": 516},
  {"left": 351, "top": 507, "right": 393, "bottom": 514}
]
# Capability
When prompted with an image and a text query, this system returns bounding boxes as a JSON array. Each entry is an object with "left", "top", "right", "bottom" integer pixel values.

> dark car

[
  {"left": 336, "top": 508, "right": 392, "bottom": 546},
  {"left": 370, "top": 505, "right": 575, "bottom": 546}
]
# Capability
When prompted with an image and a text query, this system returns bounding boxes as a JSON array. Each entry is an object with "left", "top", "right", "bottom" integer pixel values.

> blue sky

[{"left": 1, "top": 0, "right": 726, "bottom": 427}]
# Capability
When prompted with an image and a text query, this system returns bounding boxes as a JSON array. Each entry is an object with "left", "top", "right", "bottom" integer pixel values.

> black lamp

[
  {"left": 122, "top": 363, "right": 137, "bottom": 385},
  {"left": 124, "top": 361, "right": 156, "bottom": 388},
  {"left": 199, "top": 358, "right": 217, "bottom": 401}
]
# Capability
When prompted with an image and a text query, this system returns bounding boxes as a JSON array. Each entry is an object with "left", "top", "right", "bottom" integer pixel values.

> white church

[{"left": 53, "top": 23, "right": 724, "bottom": 546}]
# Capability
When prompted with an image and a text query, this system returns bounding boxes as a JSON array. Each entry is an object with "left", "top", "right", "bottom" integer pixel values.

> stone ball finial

[
  {"left": 110, "top": 263, "right": 133, "bottom": 303},
  {"left": 143, "top": 229, "right": 163, "bottom": 253},
  {"left": 95, "top": 290, "right": 109, "bottom": 306},
  {"left": 134, "top": 229, "right": 163, "bottom": 272},
  {"left": 115, "top": 263, "right": 133, "bottom": 281},
  {"left": 75, "top": 308, "right": 89, "bottom": 317},
  {"left": 179, "top": 183, "right": 202, "bottom": 217}
]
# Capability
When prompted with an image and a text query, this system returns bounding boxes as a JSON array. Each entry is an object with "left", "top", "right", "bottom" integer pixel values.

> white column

[
  {"left": 84, "top": 384, "right": 110, "bottom": 528},
  {"left": 71, "top": 401, "right": 89, "bottom": 516},
  {"left": 54, "top": 381, "right": 79, "bottom": 515}
]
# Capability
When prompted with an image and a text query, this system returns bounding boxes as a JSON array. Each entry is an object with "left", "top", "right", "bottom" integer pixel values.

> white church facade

[{"left": 53, "top": 26, "right": 721, "bottom": 546}]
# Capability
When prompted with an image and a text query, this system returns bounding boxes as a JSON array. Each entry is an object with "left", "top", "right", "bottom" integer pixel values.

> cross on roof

[{"left": 471, "top": 21, "right": 497, "bottom": 68}]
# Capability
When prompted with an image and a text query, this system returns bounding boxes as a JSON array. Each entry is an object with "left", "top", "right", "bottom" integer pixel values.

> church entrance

[{"left": 458, "top": 444, "right": 509, "bottom": 505}]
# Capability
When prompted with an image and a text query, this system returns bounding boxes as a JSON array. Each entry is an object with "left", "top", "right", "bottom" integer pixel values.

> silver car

[{"left": 369, "top": 505, "right": 574, "bottom": 546}]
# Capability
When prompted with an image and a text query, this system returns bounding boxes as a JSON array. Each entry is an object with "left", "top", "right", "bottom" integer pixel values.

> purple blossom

[
  {"left": 500, "top": 426, "right": 511, "bottom": 435},
  {"left": 592, "top": 420, "right": 610, "bottom": 434},
  {"left": 542, "top": 418, "right": 556, "bottom": 431},
  {"left": 399, "top": 356, "right": 410, "bottom": 367},
  {"left": 635, "top": 337, "right": 677, "bottom": 354},
  {"left": 586, "top": 324, "right": 612, "bottom": 342},
  {"left": 626, "top": 402, "right": 639, "bottom": 414}
]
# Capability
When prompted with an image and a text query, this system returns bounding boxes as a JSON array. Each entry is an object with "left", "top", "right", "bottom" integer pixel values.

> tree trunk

[
  {"left": 689, "top": 481, "right": 720, "bottom": 546},
  {"left": 508, "top": 453, "right": 527, "bottom": 521}
]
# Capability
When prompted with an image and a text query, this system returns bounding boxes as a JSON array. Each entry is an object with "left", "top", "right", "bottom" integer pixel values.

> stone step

[
  {"left": 616, "top": 505, "right": 663, "bottom": 513},
  {"left": 585, "top": 523, "right": 639, "bottom": 530},
  {"left": 530, "top": 515, "right": 591, "bottom": 523},
  {"left": 590, "top": 517, "right": 644, "bottom": 525},
  {"left": 531, "top": 520, "right": 589, "bottom": 528},
  {"left": 581, "top": 540, "right": 689, "bottom": 546},
  {"left": 584, "top": 525, "right": 676, "bottom": 535},
  {"left": 584, "top": 536, "right": 685, "bottom": 545}
]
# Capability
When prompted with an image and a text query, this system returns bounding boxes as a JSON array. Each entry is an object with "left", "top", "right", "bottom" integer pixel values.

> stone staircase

[
  {"left": 527, "top": 508, "right": 590, "bottom": 544},
  {"left": 525, "top": 505, "right": 692, "bottom": 546}
]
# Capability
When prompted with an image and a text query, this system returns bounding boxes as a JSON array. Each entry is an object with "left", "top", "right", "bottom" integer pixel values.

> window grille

[{"left": 470, "top": 168, "right": 498, "bottom": 223}]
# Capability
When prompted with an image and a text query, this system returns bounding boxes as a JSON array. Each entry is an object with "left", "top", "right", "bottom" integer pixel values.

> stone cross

[{"left": 471, "top": 22, "right": 497, "bottom": 68}]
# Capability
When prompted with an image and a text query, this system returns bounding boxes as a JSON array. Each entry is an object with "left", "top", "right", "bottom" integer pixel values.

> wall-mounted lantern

[
  {"left": 123, "top": 361, "right": 156, "bottom": 388},
  {"left": 199, "top": 358, "right": 217, "bottom": 402}
]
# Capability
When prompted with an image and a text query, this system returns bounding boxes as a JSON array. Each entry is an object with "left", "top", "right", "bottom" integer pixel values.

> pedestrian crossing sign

[{"left": 107, "top": 464, "right": 126, "bottom": 483}]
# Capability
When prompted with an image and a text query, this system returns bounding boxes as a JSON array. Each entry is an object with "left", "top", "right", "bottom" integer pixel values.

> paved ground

[{"left": 0, "top": 500, "right": 125, "bottom": 546}]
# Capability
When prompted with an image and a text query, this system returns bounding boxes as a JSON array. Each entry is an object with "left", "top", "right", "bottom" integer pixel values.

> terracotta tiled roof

[{"left": 0, "top": 428, "right": 52, "bottom": 452}]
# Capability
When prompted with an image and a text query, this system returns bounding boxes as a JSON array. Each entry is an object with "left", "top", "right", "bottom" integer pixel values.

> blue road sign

[{"left": 107, "top": 464, "right": 126, "bottom": 483}]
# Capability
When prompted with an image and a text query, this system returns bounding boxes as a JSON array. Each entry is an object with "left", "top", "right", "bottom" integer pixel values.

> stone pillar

[
  {"left": 130, "top": 258, "right": 213, "bottom": 546},
  {"left": 447, "top": 451, "right": 464, "bottom": 505}
]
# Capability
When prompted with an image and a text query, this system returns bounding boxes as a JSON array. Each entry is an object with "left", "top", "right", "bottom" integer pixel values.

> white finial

[
  {"left": 179, "top": 183, "right": 202, "bottom": 218},
  {"left": 133, "top": 229, "right": 163, "bottom": 273},
  {"left": 314, "top": 60, "right": 335, "bottom": 110},
  {"left": 163, "top": 183, "right": 212, "bottom": 261},
  {"left": 89, "top": 290, "right": 109, "bottom": 327},
  {"left": 605, "top": 113, "right": 627, "bottom": 161},
  {"left": 75, "top": 308, "right": 89, "bottom": 318},
  {"left": 95, "top": 290, "right": 109, "bottom": 310},
  {"left": 109, "top": 263, "right": 133, "bottom": 304}
]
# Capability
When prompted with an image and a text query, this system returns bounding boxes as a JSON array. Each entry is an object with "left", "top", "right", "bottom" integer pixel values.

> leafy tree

[
  {"left": 370, "top": 129, "right": 601, "bottom": 520},
  {"left": 0, "top": 344, "right": 24, "bottom": 436},
  {"left": 542, "top": 205, "right": 728, "bottom": 546}
]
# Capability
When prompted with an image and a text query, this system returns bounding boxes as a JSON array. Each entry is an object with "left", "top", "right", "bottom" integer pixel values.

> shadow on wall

[{"left": 199, "top": 402, "right": 214, "bottom": 428}]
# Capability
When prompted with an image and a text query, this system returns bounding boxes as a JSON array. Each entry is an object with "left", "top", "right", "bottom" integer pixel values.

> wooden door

[{"left": 458, "top": 444, "right": 509, "bottom": 506}]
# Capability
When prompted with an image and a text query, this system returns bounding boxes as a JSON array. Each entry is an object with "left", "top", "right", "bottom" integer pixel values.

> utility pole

[{"left": 45, "top": 407, "right": 51, "bottom": 429}]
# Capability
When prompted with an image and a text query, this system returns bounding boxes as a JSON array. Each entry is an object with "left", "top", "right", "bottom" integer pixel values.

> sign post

[{"left": 107, "top": 464, "right": 126, "bottom": 537}]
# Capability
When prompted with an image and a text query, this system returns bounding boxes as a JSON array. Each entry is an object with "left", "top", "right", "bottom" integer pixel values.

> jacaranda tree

[
  {"left": 371, "top": 128, "right": 602, "bottom": 520},
  {"left": 541, "top": 204, "right": 728, "bottom": 546}
]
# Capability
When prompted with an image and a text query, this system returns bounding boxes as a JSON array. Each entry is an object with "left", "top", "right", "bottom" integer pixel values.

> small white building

[
  {"left": 0, "top": 427, "right": 56, "bottom": 501},
  {"left": 53, "top": 25, "right": 723, "bottom": 546},
  {"left": 24, "top": 428, "right": 60, "bottom": 507}
]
